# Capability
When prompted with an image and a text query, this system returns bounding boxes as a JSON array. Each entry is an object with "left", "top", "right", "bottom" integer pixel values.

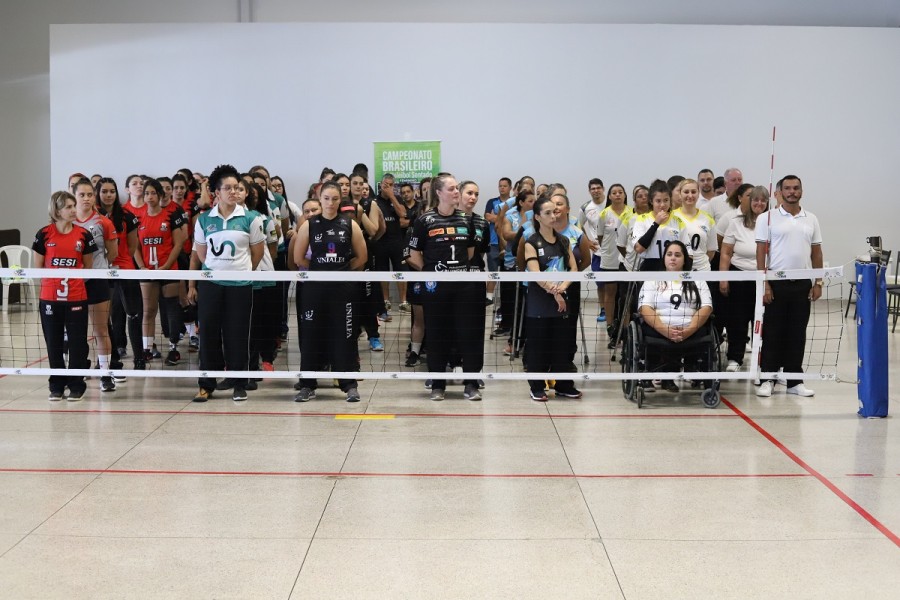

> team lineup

[{"left": 31, "top": 164, "right": 824, "bottom": 403}]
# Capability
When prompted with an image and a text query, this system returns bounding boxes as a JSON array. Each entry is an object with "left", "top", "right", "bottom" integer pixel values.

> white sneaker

[
  {"left": 786, "top": 384, "right": 815, "bottom": 397},
  {"left": 726, "top": 361, "right": 740, "bottom": 372},
  {"left": 775, "top": 369, "right": 787, "bottom": 386},
  {"left": 756, "top": 381, "right": 774, "bottom": 397}
]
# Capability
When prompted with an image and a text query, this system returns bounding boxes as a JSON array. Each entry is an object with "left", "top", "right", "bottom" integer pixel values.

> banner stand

[{"left": 856, "top": 261, "right": 889, "bottom": 417}]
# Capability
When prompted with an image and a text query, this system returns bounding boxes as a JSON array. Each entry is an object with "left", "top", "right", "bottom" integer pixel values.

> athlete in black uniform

[
  {"left": 523, "top": 195, "right": 583, "bottom": 401},
  {"left": 292, "top": 182, "right": 368, "bottom": 402},
  {"left": 407, "top": 174, "right": 484, "bottom": 401}
]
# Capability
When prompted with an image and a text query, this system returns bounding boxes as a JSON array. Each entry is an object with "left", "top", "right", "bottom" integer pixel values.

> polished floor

[{"left": 0, "top": 296, "right": 898, "bottom": 598}]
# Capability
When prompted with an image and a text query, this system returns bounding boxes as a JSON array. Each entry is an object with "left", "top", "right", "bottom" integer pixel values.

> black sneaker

[
  {"left": 463, "top": 384, "right": 482, "bottom": 401},
  {"left": 165, "top": 350, "right": 181, "bottom": 366},
  {"left": 216, "top": 379, "right": 234, "bottom": 391},
  {"left": 346, "top": 387, "right": 361, "bottom": 403},
  {"left": 405, "top": 351, "right": 420, "bottom": 367},
  {"left": 555, "top": 389, "right": 583, "bottom": 399},
  {"left": 530, "top": 389, "right": 549, "bottom": 402},
  {"left": 293, "top": 379, "right": 305, "bottom": 391},
  {"left": 245, "top": 379, "right": 258, "bottom": 391},
  {"left": 100, "top": 377, "right": 116, "bottom": 392},
  {"left": 492, "top": 326, "right": 510, "bottom": 336},
  {"left": 232, "top": 387, "right": 248, "bottom": 402},
  {"left": 67, "top": 389, "right": 85, "bottom": 402},
  {"left": 151, "top": 344, "right": 162, "bottom": 359},
  {"left": 48, "top": 390, "right": 64, "bottom": 401},
  {"left": 133, "top": 359, "right": 147, "bottom": 371},
  {"left": 294, "top": 388, "right": 315, "bottom": 402},
  {"left": 189, "top": 336, "right": 200, "bottom": 351},
  {"left": 142, "top": 349, "right": 154, "bottom": 362}
]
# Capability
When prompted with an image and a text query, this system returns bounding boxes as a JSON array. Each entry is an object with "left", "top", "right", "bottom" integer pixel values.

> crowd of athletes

[{"left": 31, "top": 164, "right": 823, "bottom": 403}]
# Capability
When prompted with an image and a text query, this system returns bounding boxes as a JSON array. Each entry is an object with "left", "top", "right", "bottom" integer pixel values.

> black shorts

[
  {"left": 86, "top": 279, "right": 111, "bottom": 305},
  {"left": 406, "top": 281, "right": 423, "bottom": 306}
]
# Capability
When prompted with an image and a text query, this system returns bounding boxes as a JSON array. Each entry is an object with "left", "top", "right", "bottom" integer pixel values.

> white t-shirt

[
  {"left": 674, "top": 208, "right": 717, "bottom": 271},
  {"left": 592, "top": 205, "right": 632, "bottom": 268},
  {"left": 705, "top": 194, "right": 732, "bottom": 224},
  {"left": 697, "top": 195, "right": 717, "bottom": 212},
  {"left": 723, "top": 218, "right": 758, "bottom": 272},
  {"left": 578, "top": 200, "right": 604, "bottom": 257},
  {"left": 754, "top": 205, "right": 822, "bottom": 271},
  {"left": 715, "top": 207, "right": 741, "bottom": 238},
  {"left": 639, "top": 279, "right": 713, "bottom": 329}
]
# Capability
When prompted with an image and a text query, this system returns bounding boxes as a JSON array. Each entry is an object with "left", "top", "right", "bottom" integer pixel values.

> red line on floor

[
  {"left": 722, "top": 397, "right": 900, "bottom": 548},
  {"left": 0, "top": 407, "right": 739, "bottom": 419},
  {"left": 0, "top": 467, "right": 812, "bottom": 479},
  {"left": 845, "top": 474, "right": 874, "bottom": 477}
]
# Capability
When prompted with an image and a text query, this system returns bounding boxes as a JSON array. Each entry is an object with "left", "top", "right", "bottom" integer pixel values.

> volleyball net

[{"left": 0, "top": 266, "right": 846, "bottom": 387}]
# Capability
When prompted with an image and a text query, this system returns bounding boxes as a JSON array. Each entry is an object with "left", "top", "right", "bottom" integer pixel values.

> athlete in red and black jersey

[
  {"left": 407, "top": 174, "right": 484, "bottom": 401},
  {"left": 96, "top": 177, "right": 146, "bottom": 370},
  {"left": 134, "top": 178, "right": 186, "bottom": 365},
  {"left": 172, "top": 172, "right": 201, "bottom": 350},
  {"left": 32, "top": 191, "right": 97, "bottom": 401}
]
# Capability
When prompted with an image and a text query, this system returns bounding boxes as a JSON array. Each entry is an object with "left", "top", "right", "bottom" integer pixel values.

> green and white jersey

[{"left": 194, "top": 204, "right": 265, "bottom": 286}]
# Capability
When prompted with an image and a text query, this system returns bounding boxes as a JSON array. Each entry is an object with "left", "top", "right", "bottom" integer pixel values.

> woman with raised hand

[
  {"left": 523, "top": 195, "right": 582, "bottom": 401},
  {"left": 719, "top": 186, "right": 769, "bottom": 371},
  {"left": 187, "top": 164, "right": 265, "bottom": 403},
  {"left": 292, "top": 181, "right": 367, "bottom": 403},
  {"left": 408, "top": 173, "right": 485, "bottom": 401},
  {"left": 632, "top": 179, "right": 684, "bottom": 272},
  {"left": 32, "top": 191, "right": 97, "bottom": 401},
  {"left": 73, "top": 178, "right": 118, "bottom": 392}
]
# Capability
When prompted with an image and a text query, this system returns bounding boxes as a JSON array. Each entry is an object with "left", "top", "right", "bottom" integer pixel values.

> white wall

[{"left": 49, "top": 23, "right": 900, "bottom": 267}]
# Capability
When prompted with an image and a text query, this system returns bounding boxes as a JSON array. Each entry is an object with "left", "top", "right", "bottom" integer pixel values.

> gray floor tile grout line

[
  {"left": 0, "top": 399, "right": 187, "bottom": 561},
  {"left": 546, "top": 402, "right": 628, "bottom": 599},
  {"left": 288, "top": 382, "right": 370, "bottom": 598}
]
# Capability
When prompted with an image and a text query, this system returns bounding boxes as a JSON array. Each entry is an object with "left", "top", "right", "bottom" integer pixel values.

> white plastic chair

[{"left": 1, "top": 245, "right": 36, "bottom": 312}]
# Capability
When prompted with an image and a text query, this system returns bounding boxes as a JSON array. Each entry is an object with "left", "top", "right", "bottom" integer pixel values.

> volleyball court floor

[{"left": 0, "top": 298, "right": 897, "bottom": 598}]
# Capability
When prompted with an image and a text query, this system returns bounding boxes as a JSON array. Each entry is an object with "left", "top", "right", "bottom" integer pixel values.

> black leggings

[
  {"left": 422, "top": 281, "right": 484, "bottom": 391},
  {"left": 250, "top": 284, "right": 281, "bottom": 367},
  {"left": 40, "top": 300, "right": 89, "bottom": 394},
  {"left": 299, "top": 281, "right": 358, "bottom": 392},
  {"left": 110, "top": 279, "right": 143, "bottom": 360},
  {"left": 525, "top": 316, "right": 577, "bottom": 394},
  {"left": 197, "top": 282, "right": 253, "bottom": 392}
]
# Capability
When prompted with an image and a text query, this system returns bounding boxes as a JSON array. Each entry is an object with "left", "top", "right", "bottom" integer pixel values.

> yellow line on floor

[{"left": 334, "top": 414, "right": 396, "bottom": 420}]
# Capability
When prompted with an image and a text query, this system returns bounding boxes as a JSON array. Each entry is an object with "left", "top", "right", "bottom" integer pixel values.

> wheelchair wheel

[
  {"left": 701, "top": 388, "right": 720, "bottom": 409},
  {"left": 621, "top": 322, "right": 639, "bottom": 401},
  {"left": 636, "top": 384, "right": 645, "bottom": 408}
]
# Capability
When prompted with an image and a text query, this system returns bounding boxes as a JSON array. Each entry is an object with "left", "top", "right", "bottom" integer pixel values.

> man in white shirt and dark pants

[{"left": 754, "top": 175, "right": 824, "bottom": 397}]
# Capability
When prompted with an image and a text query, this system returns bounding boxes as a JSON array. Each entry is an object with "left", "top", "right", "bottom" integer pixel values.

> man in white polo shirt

[{"left": 754, "top": 174, "right": 823, "bottom": 397}]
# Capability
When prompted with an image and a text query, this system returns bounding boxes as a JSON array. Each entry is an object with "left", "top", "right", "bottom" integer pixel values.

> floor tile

[
  {"left": 341, "top": 433, "right": 572, "bottom": 475},
  {"left": 604, "top": 538, "right": 900, "bottom": 599},
  {"left": 0, "top": 535, "right": 309, "bottom": 599},
  {"left": 0, "top": 473, "right": 97, "bottom": 534},
  {"left": 36, "top": 474, "right": 335, "bottom": 539},
  {"left": 579, "top": 476, "right": 882, "bottom": 541},
  {"left": 110, "top": 431, "right": 355, "bottom": 474},
  {"left": 0, "top": 534, "right": 24, "bottom": 556},
  {"left": 0, "top": 431, "right": 146, "bottom": 470},
  {"left": 0, "top": 410, "right": 173, "bottom": 434},
  {"left": 316, "top": 477, "right": 597, "bottom": 540},
  {"left": 292, "top": 539, "right": 623, "bottom": 600}
]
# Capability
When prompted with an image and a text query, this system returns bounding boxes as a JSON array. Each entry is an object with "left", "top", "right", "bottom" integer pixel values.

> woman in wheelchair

[{"left": 637, "top": 240, "right": 713, "bottom": 392}]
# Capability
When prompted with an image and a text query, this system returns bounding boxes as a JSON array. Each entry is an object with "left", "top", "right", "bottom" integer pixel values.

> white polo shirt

[
  {"left": 704, "top": 193, "right": 732, "bottom": 223},
  {"left": 754, "top": 205, "right": 822, "bottom": 271}
]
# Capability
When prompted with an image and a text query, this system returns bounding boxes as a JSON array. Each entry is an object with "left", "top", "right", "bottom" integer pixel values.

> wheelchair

[{"left": 621, "top": 317, "right": 723, "bottom": 409}]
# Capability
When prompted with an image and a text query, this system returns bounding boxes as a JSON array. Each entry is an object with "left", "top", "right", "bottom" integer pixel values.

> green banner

[{"left": 373, "top": 140, "right": 441, "bottom": 186}]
